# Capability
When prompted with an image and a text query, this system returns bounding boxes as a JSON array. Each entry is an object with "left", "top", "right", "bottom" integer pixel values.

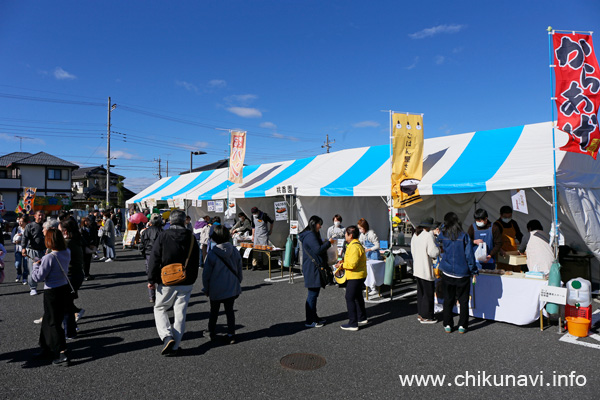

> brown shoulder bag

[{"left": 161, "top": 234, "right": 195, "bottom": 286}]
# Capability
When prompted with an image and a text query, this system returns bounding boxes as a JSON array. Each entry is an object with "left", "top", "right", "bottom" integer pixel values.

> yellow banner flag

[
  {"left": 229, "top": 130, "right": 247, "bottom": 184},
  {"left": 391, "top": 113, "right": 423, "bottom": 208}
]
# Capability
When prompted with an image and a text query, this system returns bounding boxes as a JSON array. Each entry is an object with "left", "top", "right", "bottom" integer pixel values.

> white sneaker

[
  {"left": 304, "top": 322, "right": 324, "bottom": 328},
  {"left": 105, "top": 258, "right": 113, "bottom": 263},
  {"left": 99, "top": 257, "right": 106, "bottom": 261},
  {"left": 358, "top": 320, "right": 369, "bottom": 326},
  {"left": 33, "top": 317, "right": 43, "bottom": 324},
  {"left": 30, "top": 289, "right": 38, "bottom": 296}
]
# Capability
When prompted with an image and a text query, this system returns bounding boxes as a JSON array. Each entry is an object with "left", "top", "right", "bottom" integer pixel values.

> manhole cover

[{"left": 280, "top": 353, "right": 326, "bottom": 371}]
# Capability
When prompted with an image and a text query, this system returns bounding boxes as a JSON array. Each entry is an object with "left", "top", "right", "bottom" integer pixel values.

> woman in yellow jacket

[{"left": 340, "top": 225, "right": 368, "bottom": 331}]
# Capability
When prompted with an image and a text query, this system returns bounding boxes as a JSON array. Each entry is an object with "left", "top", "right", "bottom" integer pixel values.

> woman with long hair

[
  {"left": 436, "top": 212, "right": 477, "bottom": 334},
  {"left": 80, "top": 217, "right": 95, "bottom": 281},
  {"left": 30, "top": 228, "right": 72, "bottom": 366},
  {"left": 299, "top": 215, "right": 335, "bottom": 328},
  {"left": 411, "top": 219, "right": 440, "bottom": 324}
]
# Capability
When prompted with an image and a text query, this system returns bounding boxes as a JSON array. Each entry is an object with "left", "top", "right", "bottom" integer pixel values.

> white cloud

[
  {"left": 409, "top": 24, "right": 465, "bottom": 39},
  {"left": 405, "top": 56, "right": 419, "bottom": 70},
  {"left": 353, "top": 120, "right": 380, "bottom": 128},
  {"left": 53, "top": 67, "right": 77, "bottom": 80},
  {"left": 175, "top": 80, "right": 199, "bottom": 93},
  {"left": 435, "top": 55, "right": 446, "bottom": 65},
  {"left": 101, "top": 149, "right": 138, "bottom": 160},
  {"left": 225, "top": 94, "right": 258, "bottom": 106},
  {"left": 177, "top": 141, "right": 209, "bottom": 151},
  {"left": 227, "top": 107, "right": 262, "bottom": 118},
  {"left": 272, "top": 132, "right": 299, "bottom": 141},
  {"left": 208, "top": 79, "right": 227, "bottom": 88},
  {"left": 260, "top": 121, "right": 277, "bottom": 129}
]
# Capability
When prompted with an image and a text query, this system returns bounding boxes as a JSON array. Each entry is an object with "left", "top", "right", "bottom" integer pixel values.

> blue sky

[{"left": 1, "top": 1, "right": 599, "bottom": 192}]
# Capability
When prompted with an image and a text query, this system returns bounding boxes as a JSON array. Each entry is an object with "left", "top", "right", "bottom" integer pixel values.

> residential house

[
  {"left": 0, "top": 151, "right": 79, "bottom": 212},
  {"left": 72, "top": 166, "right": 135, "bottom": 208}
]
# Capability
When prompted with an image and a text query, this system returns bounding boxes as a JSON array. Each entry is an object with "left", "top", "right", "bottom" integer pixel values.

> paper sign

[
  {"left": 175, "top": 198, "right": 185, "bottom": 209},
  {"left": 207, "top": 201, "right": 215, "bottom": 212},
  {"left": 274, "top": 201, "right": 288, "bottom": 221},
  {"left": 290, "top": 220, "right": 299, "bottom": 234},
  {"left": 167, "top": 199, "right": 175, "bottom": 208},
  {"left": 276, "top": 185, "right": 295, "bottom": 195},
  {"left": 147, "top": 198, "right": 157, "bottom": 208},
  {"left": 540, "top": 286, "right": 567, "bottom": 305},
  {"left": 243, "top": 248, "right": 252, "bottom": 259},
  {"left": 511, "top": 189, "right": 528, "bottom": 214},
  {"left": 215, "top": 200, "right": 224, "bottom": 213}
]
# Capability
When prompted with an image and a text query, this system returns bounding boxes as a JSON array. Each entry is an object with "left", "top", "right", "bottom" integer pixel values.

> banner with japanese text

[
  {"left": 23, "top": 187, "right": 37, "bottom": 214},
  {"left": 391, "top": 113, "right": 423, "bottom": 208},
  {"left": 553, "top": 32, "right": 600, "bottom": 158},
  {"left": 229, "top": 130, "right": 247, "bottom": 183}
]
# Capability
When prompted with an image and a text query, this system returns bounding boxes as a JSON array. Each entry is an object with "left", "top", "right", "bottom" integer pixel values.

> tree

[{"left": 116, "top": 176, "right": 125, "bottom": 208}]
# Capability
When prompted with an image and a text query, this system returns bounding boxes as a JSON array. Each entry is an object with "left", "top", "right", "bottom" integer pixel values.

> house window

[
  {"left": 48, "top": 169, "right": 65, "bottom": 180},
  {"left": 0, "top": 170, "right": 6, "bottom": 179}
]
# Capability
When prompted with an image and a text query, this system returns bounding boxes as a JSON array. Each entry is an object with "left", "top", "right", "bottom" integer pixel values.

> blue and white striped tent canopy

[{"left": 127, "top": 121, "right": 599, "bottom": 205}]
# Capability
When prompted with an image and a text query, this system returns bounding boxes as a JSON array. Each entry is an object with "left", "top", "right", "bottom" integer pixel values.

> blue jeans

[
  {"left": 305, "top": 287, "right": 320, "bottom": 324},
  {"left": 14, "top": 251, "right": 28, "bottom": 278}
]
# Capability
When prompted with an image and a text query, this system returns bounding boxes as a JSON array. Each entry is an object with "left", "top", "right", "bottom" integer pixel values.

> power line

[{"left": 0, "top": 92, "right": 105, "bottom": 107}]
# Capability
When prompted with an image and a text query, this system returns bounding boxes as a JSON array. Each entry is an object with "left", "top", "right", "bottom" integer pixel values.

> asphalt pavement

[{"left": 0, "top": 242, "right": 598, "bottom": 399}]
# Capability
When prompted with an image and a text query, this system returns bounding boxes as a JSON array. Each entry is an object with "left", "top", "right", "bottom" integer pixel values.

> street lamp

[{"left": 190, "top": 151, "right": 207, "bottom": 173}]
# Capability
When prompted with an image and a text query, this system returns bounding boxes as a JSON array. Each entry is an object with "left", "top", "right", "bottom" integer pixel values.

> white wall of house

[
  {"left": 0, "top": 192, "right": 18, "bottom": 212},
  {"left": 19, "top": 165, "right": 45, "bottom": 187}
]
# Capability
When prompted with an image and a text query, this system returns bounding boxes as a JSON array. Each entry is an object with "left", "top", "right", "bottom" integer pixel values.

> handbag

[
  {"left": 161, "top": 234, "right": 195, "bottom": 286},
  {"left": 333, "top": 262, "right": 346, "bottom": 284},
  {"left": 305, "top": 246, "right": 332, "bottom": 288}
]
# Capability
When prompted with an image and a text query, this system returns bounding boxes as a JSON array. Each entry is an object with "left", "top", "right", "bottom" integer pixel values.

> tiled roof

[
  {"left": 0, "top": 151, "right": 79, "bottom": 168},
  {"left": 0, "top": 152, "right": 33, "bottom": 167},
  {"left": 72, "top": 166, "right": 123, "bottom": 179}
]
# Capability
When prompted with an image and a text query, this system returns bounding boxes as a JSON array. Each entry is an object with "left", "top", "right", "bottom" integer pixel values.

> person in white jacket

[{"left": 411, "top": 218, "right": 440, "bottom": 324}]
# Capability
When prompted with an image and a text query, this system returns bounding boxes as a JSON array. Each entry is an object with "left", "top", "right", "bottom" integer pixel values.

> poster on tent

[
  {"left": 274, "top": 201, "right": 288, "bottom": 221},
  {"left": 207, "top": 201, "right": 215, "bottom": 212},
  {"left": 175, "top": 198, "right": 185, "bottom": 209},
  {"left": 147, "top": 198, "right": 157, "bottom": 208},
  {"left": 167, "top": 199, "right": 175, "bottom": 208},
  {"left": 289, "top": 220, "right": 299, "bottom": 234},
  {"left": 225, "top": 198, "right": 237, "bottom": 218},
  {"left": 215, "top": 200, "right": 224, "bottom": 213},
  {"left": 229, "top": 130, "right": 247, "bottom": 184},
  {"left": 553, "top": 32, "right": 600, "bottom": 158},
  {"left": 391, "top": 113, "right": 424, "bottom": 208},
  {"left": 511, "top": 189, "right": 528, "bottom": 214}
]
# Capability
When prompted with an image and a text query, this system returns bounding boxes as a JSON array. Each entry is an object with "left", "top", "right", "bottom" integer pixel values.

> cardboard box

[{"left": 498, "top": 251, "right": 527, "bottom": 266}]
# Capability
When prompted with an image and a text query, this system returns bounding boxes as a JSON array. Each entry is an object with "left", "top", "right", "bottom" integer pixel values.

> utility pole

[
  {"left": 166, "top": 160, "right": 169, "bottom": 176},
  {"left": 321, "top": 134, "right": 335, "bottom": 153},
  {"left": 154, "top": 157, "right": 162, "bottom": 179},
  {"left": 106, "top": 97, "right": 117, "bottom": 209}
]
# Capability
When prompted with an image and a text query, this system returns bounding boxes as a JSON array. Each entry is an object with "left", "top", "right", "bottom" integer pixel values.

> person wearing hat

[
  {"left": 410, "top": 217, "right": 440, "bottom": 324},
  {"left": 250, "top": 207, "right": 274, "bottom": 270}
]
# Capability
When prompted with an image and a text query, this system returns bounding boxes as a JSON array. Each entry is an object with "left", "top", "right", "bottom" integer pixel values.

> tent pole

[
  {"left": 548, "top": 28, "right": 560, "bottom": 259},
  {"left": 388, "top": 110, "right": 393, "bottom": 247}
]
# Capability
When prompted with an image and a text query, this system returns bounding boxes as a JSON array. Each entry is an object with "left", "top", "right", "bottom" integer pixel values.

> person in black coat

[
  {"left": 141, "top": 213, "right": 163, "bottom": 303},
  {"left": 298, "top": 215, "right": 335, "bottom": 328},
  {"left": 148, "top": 210, "right": 200, "bottom": 356}
]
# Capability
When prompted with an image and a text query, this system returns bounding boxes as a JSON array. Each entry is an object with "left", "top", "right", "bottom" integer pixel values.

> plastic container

[
  {"left": 566, "top": 316, "right": 591, "bottom": 337},
  {"left": 566, "top": 278, "right": 592, "bottom": 307},
  {"left": 565, "top": 304, "right": 592, "bottom": 330}
]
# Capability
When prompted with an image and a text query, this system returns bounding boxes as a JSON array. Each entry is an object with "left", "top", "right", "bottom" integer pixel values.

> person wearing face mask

[
  {"left": 327, "top": 215, "right": 345, "bottom": 240},
  {"left": 250, "top": 207, "right": 274, "bottom": 271},
  {"left": 467, "top": 209, "right": 502, "bottom": 270},
  {"left": 357, "top": 218, "right": 381, "bottom": 261},
  {"left": 493, "top": 205, "right": 524, "bottom": 261}
]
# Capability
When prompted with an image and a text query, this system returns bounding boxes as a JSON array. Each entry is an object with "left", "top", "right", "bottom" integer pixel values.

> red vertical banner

[
  {"left": 553, "top": 32, "right": 600, "bottom": 158},
  {"left": 229, "top": 130, "right": 246, "bottom": 184}
]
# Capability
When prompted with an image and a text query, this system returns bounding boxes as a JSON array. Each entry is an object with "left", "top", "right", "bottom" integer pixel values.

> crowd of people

[{"left": 0, "top": 202, "right": 558, "bottom": 365}]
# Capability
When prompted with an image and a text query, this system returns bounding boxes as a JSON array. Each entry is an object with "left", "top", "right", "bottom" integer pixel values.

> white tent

[{"left": 127, "top": 121, "right": 600, "bottom": 280}]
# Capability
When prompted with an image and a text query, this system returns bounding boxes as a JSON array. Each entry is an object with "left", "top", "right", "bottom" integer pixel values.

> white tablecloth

[
  {"left": 450, "top": 273, "right": 548, "bottom": 326},
  {"left": 365, "top": 260, "right": 386, "bottom": 288}
]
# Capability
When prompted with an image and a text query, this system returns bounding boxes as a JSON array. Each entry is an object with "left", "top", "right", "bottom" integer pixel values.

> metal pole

[
  {"left": 190, "top": 151, "right": 193, "bottom": 173},
  {"left": 388, "top": 110, "right": 393, "bottom": 247},
  {"left": 548, "top": 28, "right": 560, "bottom": 258},
  {"left": 106, "top": 97, "right": 111, "bottom": 209}
]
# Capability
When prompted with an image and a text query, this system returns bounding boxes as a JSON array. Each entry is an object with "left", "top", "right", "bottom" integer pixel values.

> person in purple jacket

[{"left": 30, "top": 228, "right": 72, "bottom": 367}]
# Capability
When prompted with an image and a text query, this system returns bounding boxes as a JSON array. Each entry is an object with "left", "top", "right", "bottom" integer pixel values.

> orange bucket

[{"left": 566, "top": 316, "right": 590, "bottom": 337}]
